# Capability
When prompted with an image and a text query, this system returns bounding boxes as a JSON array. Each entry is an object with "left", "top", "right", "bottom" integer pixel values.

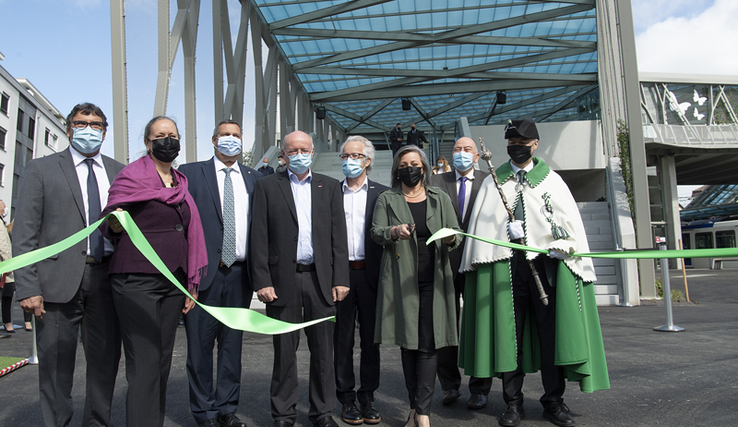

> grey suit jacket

[
  {"left": 12, "top": 148, "right": 124, "bottom": 303},
  {"left": 250, "top": 169, "right": 350, "bottom": 307}
]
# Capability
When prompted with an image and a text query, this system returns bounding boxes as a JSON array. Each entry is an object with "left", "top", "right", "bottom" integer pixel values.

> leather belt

[
  {"left": 349, "top": 260, "right": 366, "bottom": 270},
  {"left": 86, "top": 255, "right": 111, "bottom": 264},
  {"left": 219, "top": 260, "right": 245, "bottom": 268},
  {"left": 296, "top": 263, "right": 316, "bottom": 272}
]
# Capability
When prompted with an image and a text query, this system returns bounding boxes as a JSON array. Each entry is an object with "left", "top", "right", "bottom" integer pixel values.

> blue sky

[{"left": 0, "top": 0, "right": 733, "bottom": 177}]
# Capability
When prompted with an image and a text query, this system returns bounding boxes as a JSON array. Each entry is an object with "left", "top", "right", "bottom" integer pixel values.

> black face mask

[
  {"left": 507, "top": 144, "right": 532, "bottom": 165},
  {"left": 151, "top": 136, "right": 180, "bottom": 163},
  {"left": 398, "top": 166, "right": 423, "bottom": 187}
]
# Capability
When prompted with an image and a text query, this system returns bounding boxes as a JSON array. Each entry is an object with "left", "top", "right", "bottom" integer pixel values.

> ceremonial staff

[{"left": 478, "top": 137, "right": 549, "bottom": 305}]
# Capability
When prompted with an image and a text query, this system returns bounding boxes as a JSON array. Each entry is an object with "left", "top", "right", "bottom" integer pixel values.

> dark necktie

[
  {"left": 458, "top": 176, "right": 468, "bottom": 216},
  {"left": 84, "top": 158, "right": 104, "bottom": 261},
  {"left": 514, "top": 170, "right": 526, "bottom": 221},
  {"left": 222, "top": 168, "right": 236, "bottom": 267}
]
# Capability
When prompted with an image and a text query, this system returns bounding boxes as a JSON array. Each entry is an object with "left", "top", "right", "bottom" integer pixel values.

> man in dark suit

[
  {"left": 251, "top": 130, "right": 350, "bottom": 427},
  {"left": 405, "top": 123, "right": 428, "bottom": 147},
  {"left": 13, "top": 103, "right": 124, "bottom": 427},
  {"left": 431, "top": 136, "right": 492, "bottom": 410},
  {"left": 389, "top": 123, "right": 404, "bottom": 157},
  {"left": 333, "top": 136, "right": 388, "bottom": 426},
  {"left": 258, "top": 157, "right": 275, "bottom": 177},
  {"left": 179, "top": 120, "right": 257, "bottom": 427}
]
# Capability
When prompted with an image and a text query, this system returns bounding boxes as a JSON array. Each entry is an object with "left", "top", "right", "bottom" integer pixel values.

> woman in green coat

[{"left": 371, "top": 145, "right": 462, "bottom": 427}]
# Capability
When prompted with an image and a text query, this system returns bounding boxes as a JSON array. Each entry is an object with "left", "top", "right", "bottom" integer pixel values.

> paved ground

[{"left": 1, "top": 268, "right": 737, "bottom": 426}]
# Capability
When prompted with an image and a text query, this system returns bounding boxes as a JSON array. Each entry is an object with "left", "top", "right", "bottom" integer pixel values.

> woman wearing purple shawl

[{"left": 101, "top": 116, "right": 207, "bottom": 427}]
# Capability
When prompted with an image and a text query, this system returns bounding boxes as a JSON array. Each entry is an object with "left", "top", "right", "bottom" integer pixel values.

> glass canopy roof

[{"left": 251, "top": 0, "right": 599, "bottom": 134}]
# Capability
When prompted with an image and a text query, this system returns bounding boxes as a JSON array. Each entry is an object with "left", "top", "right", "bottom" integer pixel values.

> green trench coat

[{"left": 371, "top": 186, "right": 462, "bottom": 350}]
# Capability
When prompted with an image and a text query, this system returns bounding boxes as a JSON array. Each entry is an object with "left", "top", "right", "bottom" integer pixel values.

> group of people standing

[{"left": 9, "top": 102, "right": 608, "bottom": 427}]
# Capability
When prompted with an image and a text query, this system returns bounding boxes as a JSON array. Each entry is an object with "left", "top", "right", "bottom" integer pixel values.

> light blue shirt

[{"left": 288, "top": 169, "right": 314, "bottom": 264}]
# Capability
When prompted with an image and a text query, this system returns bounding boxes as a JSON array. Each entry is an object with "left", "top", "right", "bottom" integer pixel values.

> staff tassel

[{"left": 478, "top": 137, "right": 549, "bottom": 305}]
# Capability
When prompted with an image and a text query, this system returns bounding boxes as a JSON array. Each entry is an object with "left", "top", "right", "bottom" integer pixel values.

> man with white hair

[
  {"left": 333, "top": 136, "right": 388, "bottom": 425},
  {"left": 251, "top": 130, "right": 350, "bottom": 427}
]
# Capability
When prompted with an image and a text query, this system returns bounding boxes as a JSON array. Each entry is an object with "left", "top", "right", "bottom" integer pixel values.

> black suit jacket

[
  {"left": 431, "top": 169, "right": 489, "bottom": 281},
  {"left": 406, "top": 129, "right": 428, "bottom": 146},
  {"left": 251, "top": 170, "right": 350, "bottom": 307},
  {"left": 343, "top": 178, "right": 388, "bottom": 289},
  {"left": 178, "top": 158, "right": 258, "bottom": 293},
  {"left": 13, "top": 148, "right": 124, "bottom": 303}
]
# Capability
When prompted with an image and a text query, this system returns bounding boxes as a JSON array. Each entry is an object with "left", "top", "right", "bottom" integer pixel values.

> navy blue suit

[{"left": 179, "top": 158, "right": 257, "bottom": 424}]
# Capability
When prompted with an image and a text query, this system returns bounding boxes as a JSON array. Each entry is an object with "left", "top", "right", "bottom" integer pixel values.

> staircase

[{"left": 577, "top": 201, "right": 619, "bottom": 305}]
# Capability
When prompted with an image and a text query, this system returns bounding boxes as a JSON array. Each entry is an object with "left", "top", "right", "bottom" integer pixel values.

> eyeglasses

[
  {"left": 71, "top": 120, "right": 105, "bottom": 131},
  {"left": 339, "top": 153, "right": 366, "bottom": 160},
  {"left": 284, "top": 148, "right": 312, "bottom": 156},
  {"left": 453, "top": 147, "right": 475, "bottom": 153}
]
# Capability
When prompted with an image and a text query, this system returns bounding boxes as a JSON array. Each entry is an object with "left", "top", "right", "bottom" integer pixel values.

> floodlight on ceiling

[
  {"left": 497, "top": 91, "right": 507, "bottom": 105},
  {"left": 316, "top": 106, "right": 326, "bottom": 120},
  {"left": 401, "top": 98, "right": 412, "bottom": 110}
]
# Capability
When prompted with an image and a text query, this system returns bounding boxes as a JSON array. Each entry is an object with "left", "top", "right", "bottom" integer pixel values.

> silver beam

[
  {"left": 110, "top": 0, "right": 129, "bottom": 164},
  {"left": 269, "top": 0, "right": 392, "bottom": 31}
]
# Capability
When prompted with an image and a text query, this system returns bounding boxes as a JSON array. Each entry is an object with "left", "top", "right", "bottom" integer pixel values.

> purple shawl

[{"left": 102, "top": 155, "right": 207, "bottom": 294}]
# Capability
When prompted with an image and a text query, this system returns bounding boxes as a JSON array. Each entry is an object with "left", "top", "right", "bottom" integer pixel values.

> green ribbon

[
  {"left": 0, "top": 211, "right": 333, "bottom": 335},
  {"left": 427, "top": 228, "right": 738, "bottom": 259}
]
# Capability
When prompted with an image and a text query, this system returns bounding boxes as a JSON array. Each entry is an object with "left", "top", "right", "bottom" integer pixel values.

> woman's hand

[
  {"left": 392, "top": 224, "right": 414, "bottom": 241},
  {"left": 107, "top": 208, "right": 125, "bottom": 234},
  {"left": 442, "top": 235, "right": 456, "bottom": 245},
  {"left": 182, "top": 293, "right": 197, "bottom": 314}
]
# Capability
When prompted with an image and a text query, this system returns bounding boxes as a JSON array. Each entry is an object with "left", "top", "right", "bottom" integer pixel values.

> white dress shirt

[
  {"left": 70, "top": 147, "right": 114, "bottom": 256},
  {"left": 455, "top": 168, "right": 476, "bottom": 220},
  {"left": 288, "top": 169, "right": 314, "bottom": 264},
  {"left": 342, "top": 176, "right": 368, "bottom": 262},
  {"left": 214, "top": 157, "right": 250, "bottom": 262}
]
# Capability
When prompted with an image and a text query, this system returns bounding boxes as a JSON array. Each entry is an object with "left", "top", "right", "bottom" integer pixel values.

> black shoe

[
  {"left": 198, "top": 419, "right": 219, "bottom": 427},
  {"left": 219, "top": 412, "right": 247, "bottom": 427},
  {"left": 314, "top": 416, "right": 339, "bottom": 427},
  {"left": 341, "top": 403, "right": 363, "bottom": 425},
  {"left": 442, "top": 389, "right": 461, "bottom": 405},
  {"left": 272, "top": 422, "right": 293, "bottom": 427},
  {"left": 499, "top": 403, "right": 525, "bottom": 427},
  {"left": 543, "top": 402, "right": 575, "bottom": 427},
  {"left": 360, "top": 401, "right": 381, "bottom": 425},
  {"left": 467, "top": 393, "right": 488, "bottom": 410}
]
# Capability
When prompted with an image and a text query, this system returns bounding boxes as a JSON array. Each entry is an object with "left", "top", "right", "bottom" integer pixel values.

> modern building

[{"left": 0, "top": 63, "right": 67, "bottom": 219}]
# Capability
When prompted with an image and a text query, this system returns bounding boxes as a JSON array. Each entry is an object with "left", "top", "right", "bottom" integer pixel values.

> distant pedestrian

[{"left": 258, "top": 157, "right": 275, "bottom": 177}]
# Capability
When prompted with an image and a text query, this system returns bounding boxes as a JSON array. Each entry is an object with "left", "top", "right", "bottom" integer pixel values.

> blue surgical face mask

[
  {"left": 262, "top": 162, "right": 269, "bottom": 168},
  {"left": 217, "top": 135, "right": 242, "bottom": 157},
  {"left": 453, "top": 151, "right": 475, "bottom": 172},
  {"left": 342, "top": 158, "right": 364, "bottom": 178},
  {"left": 437, "top": 162, "right": 444, "bottom": 168},
  {"left": 71, "top": 127, "right": 104, "bottom": 155},
  {"left": 288, "top": 152, "right": 312, "bottom": 174}
]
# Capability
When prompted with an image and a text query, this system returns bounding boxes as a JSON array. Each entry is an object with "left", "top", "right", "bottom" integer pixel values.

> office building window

[
  {"left": 45, "top": 128, "right": 50, "bottom": 146},
  {"left": 0, "top": 93, "right": 8, "bottom": 115},
  {"left": 28, "top": 117, "right": 35, "bottom": 139},
  {"left": 17, "top": 109, "right": 24, "bottom": 132},
  {"left": 0, "top": 163, "right": 4, "bottom": 186},
  {"left": 0, "top": 126, "right": 6, "bottom": 150}
]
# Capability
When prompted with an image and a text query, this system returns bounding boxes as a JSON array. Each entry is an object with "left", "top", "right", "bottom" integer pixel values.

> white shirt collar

[
  {"left": 288, "top": 168, "right": 312, "bottom": 184},
  {"left": 342, "top": 175, "right": 369, "bottom": 192},
  {"left": 510, "top": 160, "right": 534, "bottom": 175},
  {"left": 214, "top": 156, "right": 241, "bottom": 174},
  {"left": 69, "top": 146, "right": 104, "bottom": 167},
  {"left": 455, "top": 168, "right": 475, "bottom": 181}
]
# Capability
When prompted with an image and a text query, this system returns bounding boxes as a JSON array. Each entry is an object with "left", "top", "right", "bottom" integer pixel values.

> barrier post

[
  {"left": 28, "top": 316, "right": 39, "bottom": 364},
  {"left": 654, "top": 242, "right": 685, "bottom": 332}
]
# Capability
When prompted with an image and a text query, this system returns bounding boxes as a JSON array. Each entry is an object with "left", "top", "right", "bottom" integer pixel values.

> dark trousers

[
  {"left": 437, "top": 273, "right": 492, "bottom": 395},
  {"left": 111, "top": 270, "right": 186, "bottom": 427},
  {"left": 266, "top": 270, "right": 336, "bottom": 424},
  {"left": 502, "top": 254, "right": 565, "bottom": 407},
  {"left": 184, "top": 263, "right": 248, "bottom": 424},
  {"left": 334, "top": 267, "right": 380, "bottom": 405},
  {"left": 2, "top": 282, "right": 33, "bottom": 324},
  {"left": 36, "top": 261, "right": 121, "bottom": 427},
  {"left": 401, "top": 348, "right": 437, "bottom": 416}
]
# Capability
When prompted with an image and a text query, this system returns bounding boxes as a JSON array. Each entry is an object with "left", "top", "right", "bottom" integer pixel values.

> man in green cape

[{"left": 459, "top": 118, "right": 609, "bottom": 427}]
